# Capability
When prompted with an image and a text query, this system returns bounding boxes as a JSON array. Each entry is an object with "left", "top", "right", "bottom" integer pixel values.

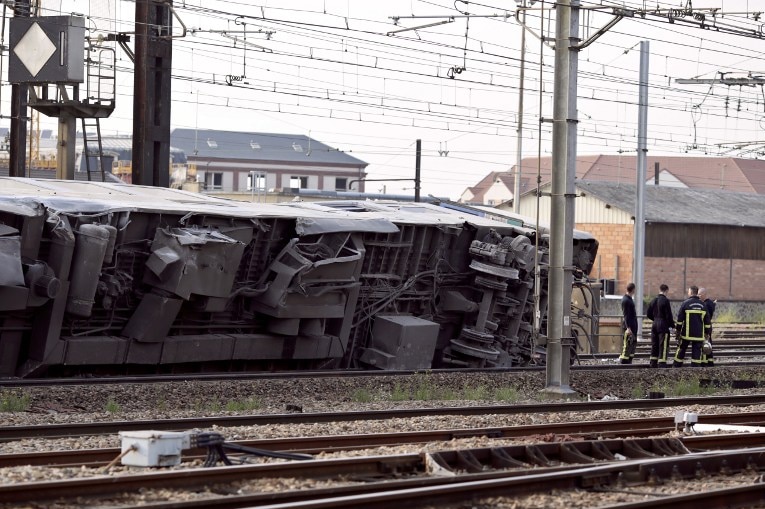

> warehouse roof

[
  {"left": 170, "top": 129, "right": 367, "bottom": 167},
  {"left": 575, "top": 179, "right": 765, "bottom": 227}
]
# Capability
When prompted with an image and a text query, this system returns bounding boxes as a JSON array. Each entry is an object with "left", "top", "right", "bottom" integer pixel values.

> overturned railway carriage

[{"left": 0, "top": 178, "right": 598, "bottom": 377}]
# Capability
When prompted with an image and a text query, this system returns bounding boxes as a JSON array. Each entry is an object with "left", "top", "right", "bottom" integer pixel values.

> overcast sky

[{"left": 13, "top": 1, "right": 765, "bottom": 198}]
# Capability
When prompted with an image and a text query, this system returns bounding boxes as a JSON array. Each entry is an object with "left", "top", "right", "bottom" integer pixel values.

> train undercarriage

[{"left": 0, "top": 178, "right": 598, "bottom": 377}]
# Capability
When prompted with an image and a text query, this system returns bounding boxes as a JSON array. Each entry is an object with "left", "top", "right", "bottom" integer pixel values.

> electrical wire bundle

[{"left": 192, "top": 432, "right": 314, "bottom": 467}]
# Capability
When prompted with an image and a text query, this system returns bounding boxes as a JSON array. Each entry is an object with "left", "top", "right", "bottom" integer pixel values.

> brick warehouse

[{"left": 504, "top": 180, "right": 765, "bottom": 303}]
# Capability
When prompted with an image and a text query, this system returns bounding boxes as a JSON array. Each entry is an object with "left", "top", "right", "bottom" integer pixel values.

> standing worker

[
  {"left": 699, "top": 288, "right": 716, "bottom": 319},
  {"left": 699, "top": 287, "right": 716, "bottom": 366},
  {"left": 646, "top": 283, "right": 674, "bottom": 368},
  {"left": 619, "top": 282, "right": 638, "bottom": 365},
  {"left": 673, "top": 285, "right": 712, "bottom": 367}
]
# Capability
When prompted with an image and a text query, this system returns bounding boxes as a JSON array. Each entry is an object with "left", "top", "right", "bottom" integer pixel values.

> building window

[
  {"left": 206, "top": 139, "right": 218, "bottom": 148},
  {"left": 248, "top": 173, "right": 266, "bottom": 191},
  {"left": 205, "top": 172, "right": 223, "bottom": 190},
  {"left": 335, "top": 177, "right": 347, "bottom": 191},
  {"left": 250, "top": 141, "right": 261, "bottom": 150},
  {"left": 292, "top": 142, "right": 304, "bottom": 152},
  {"left": 290, "top": 176, "right": 308, "bottom": 189}
]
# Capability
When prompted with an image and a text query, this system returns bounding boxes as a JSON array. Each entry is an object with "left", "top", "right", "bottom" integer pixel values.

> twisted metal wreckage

[{"left": 0, "top": 178, "right": 598, "bottom": 377}]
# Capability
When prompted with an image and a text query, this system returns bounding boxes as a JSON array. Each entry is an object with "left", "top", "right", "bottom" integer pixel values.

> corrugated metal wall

[
  {"left": 646, "top": 223, "right": 765, "bottom": 260},
  {"left": 518, "top": 193, "right": 632, "bottom": 225}
]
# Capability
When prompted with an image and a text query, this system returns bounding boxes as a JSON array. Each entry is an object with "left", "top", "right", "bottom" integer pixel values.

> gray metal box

[
  {"left": 9, "top": 16, "right": 85, "bottom": 83},
  {"left": 359, "top": 315, "right": 439, "bottom": 370}
]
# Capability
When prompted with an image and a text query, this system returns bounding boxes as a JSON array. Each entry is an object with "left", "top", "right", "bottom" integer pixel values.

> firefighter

[
  {"left": 699, "top": 287, "right": 716, "bottom": 366},
  {"left": 646, "top": 283, "right": 674, "bottom": 368},
  {"left": 619, "top": 282, "right": 638, "bottom": 364},
  {"left": 673, "top": 285, "right": 712, "bottom": 367}
]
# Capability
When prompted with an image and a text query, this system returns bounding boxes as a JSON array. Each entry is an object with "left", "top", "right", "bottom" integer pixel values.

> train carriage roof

[{"left": 0, "top": 178, "right": 536, "bottom": 236}]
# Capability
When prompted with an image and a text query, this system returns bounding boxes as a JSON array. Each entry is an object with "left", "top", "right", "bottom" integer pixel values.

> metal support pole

[
  {"left": 513, "top": 3, "right": 527, "bottom": 213},
  {"left": 9, "top": 83, "right": 28, "bottom": 178},
  {"left": 415, "top": 139, "right": 422, "bottom": 202},
  {"left": 561, "top": 0, "right": 581, "bottom": 391},
  {"left": 544, "top": 0, "right": 579, "bottom": 397},
  {"left": 8, "top": 0, "right": 30, "bottom": 178},
  {"left": 132, "top": 0, "right": 172, "bottom": 187},
  {"left": 56, "top": 113, "right": 77, "bottom": 180},
  {"left": 634, "top": 41, "right": 649, "bottom": 330}
]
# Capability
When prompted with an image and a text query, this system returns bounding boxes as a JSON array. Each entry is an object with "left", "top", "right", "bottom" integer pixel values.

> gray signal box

[{"left": 8, "top": 16, "right": 85, "bottom": 84}]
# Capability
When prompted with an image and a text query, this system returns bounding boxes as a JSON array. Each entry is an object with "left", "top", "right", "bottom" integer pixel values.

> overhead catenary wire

[
  {"left": 40, "top": 3, "right": 764, "bottom": 129},
  {"left": 13, "top": 0, "right": 765, "bottom": 195}
]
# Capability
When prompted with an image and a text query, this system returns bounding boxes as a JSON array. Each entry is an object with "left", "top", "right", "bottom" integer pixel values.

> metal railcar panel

[{"left": 0, "top": 178, "right": 598, "bottom": 376}]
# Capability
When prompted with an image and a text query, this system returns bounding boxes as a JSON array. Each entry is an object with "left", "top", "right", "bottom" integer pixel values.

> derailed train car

[{"left": 0, "top": 178, "right": 598, "bottom": 377}]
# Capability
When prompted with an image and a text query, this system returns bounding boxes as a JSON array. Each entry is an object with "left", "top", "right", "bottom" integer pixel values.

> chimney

[{"left": 654, "top": 162, "right": 659, "bottom": 185}]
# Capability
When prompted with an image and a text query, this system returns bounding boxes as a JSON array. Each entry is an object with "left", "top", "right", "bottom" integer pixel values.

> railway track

[
  {"left": 636, "top": 328, "right": 765, "bottom": 341},
  {"left": 3, "top": 411, "right": 765, "bottom": 469},
  {"left": 4, "top": 432, "right": 765, "bottom": 508},
  {"left": 5, "top": 394, "right": 765, "bottom": 443},
  {"left": 0, "top": 326, "right": 762, "bottom": 387},
  {"left": 5, "top": 359, "right": 765, "bottom": 389},
  {"left": 5, "top": 366, "right": 765, "bottom": 507}
]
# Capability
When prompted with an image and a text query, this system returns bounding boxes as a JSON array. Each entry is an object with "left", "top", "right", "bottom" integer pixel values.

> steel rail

[
  {"left": 598, "top": 484, "right": 765, "bottom": 509},
  {"left": 199, "top": 447, "right": 765, "bottom": 509},
  {"left": 4, "top": 353, "right": 765, "bottom": 386},
  {"left": 4, "top": 438, "right": 765, "bottom": 508},
  {"left": 5, "top": 354, "right": 765, "bottom": 388},
  {"left": 5, "top": 395, "right": 765, "bottom": 442},
  {"left": 3, "top": 413, "right": 765, "bottom": 469}
]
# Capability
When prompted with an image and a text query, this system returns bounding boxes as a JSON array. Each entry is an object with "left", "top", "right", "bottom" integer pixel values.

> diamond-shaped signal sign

[
  {"left": 13, "top": 22, "right": 57, "bottom": 77},
  {"left": 8, "top": 16, "right": 85, "bottom": 84}
]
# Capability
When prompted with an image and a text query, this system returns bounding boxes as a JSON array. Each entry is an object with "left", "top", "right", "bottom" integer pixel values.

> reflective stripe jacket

[{"left": 676, "top": 296, "right": 711, "bottom": 341}]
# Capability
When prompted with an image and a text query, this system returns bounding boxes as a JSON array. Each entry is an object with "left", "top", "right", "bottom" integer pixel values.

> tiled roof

[
  {"left": 581, "top": 155, "right": 756, "bottom": 193},
  {"left": 511, "top": 154, "right": 765, "bottom": 197},
  {"left": 462, "top": 171, "right": 517, "bottom": 203}
]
